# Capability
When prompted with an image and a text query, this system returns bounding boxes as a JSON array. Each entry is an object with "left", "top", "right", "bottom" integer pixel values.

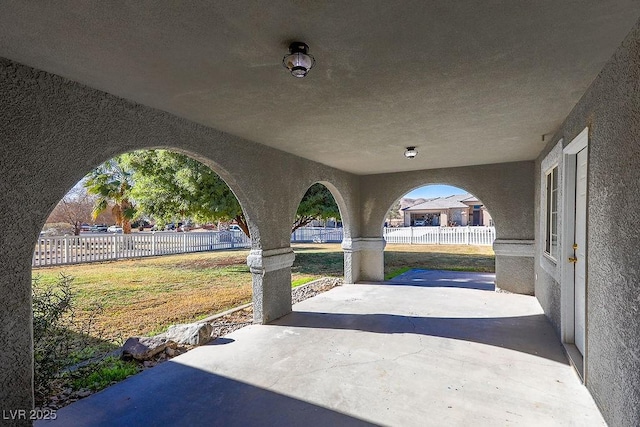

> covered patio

[
  {"left": 40, "top": 271, "right": 603, "bottom": 426},
  {"left": 2, "top": 2, "right": 640, "bottom": 425}
]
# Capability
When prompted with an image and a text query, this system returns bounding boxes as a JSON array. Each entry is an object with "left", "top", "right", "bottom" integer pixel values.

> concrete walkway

[{"left": 40, "top": 270, "right": 605, "bottom": 426}]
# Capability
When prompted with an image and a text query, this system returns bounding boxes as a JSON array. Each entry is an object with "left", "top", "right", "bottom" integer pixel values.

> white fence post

[
  {"left": 63, "top": 236, "right": 69, "bottom": 264},
  {"left": 112, "top": 234, "right": 118, "bottom": 259}
]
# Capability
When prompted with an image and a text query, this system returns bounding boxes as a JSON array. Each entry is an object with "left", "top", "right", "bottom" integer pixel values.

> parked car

[
  {"left": 91, "top": 224, "right": 108, "bottom": 233},
  {"left": 107, "top": 225, "right": 123, "bottom": 233},
  {"left": 217, "top": 225, "right": 245, "bottom": 243},
  {"left": 414, "top": 219, "right": 426, "bottom": 226}
]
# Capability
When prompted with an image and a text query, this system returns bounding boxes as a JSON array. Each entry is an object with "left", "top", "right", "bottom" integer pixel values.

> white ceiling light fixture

[
  {"left": 282, "top": 42, "right": 315, "bottom": 78},
  {"left": 404, "top": 147, "right": 418, "bottom": 159}
]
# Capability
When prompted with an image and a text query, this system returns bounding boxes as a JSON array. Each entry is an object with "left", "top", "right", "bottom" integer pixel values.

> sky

[{"left": 403, "top": 184, "right": 468, "bottom": 199}]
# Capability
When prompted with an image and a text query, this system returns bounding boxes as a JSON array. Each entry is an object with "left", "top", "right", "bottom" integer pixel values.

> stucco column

[
  {"left": 342, "top": 238, "right": 386, "bottom": 283},
  {"left": 0, "top": 257, "right": 33, "bottom": 423},
  {"left": 493, "top": 240, "right": 535, "bottom": 294},
  {"left": 247, "top": 247, "right": 296, "bottom": 323}
]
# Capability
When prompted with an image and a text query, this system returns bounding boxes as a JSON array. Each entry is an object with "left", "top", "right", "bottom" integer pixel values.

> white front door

[{"left": 574, "top": 147, "right": 587, "bottom": 355}]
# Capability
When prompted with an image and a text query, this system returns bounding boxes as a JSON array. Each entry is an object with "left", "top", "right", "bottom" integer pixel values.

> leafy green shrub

[
  {"left": 33, "top": 274, "right": 137, "bottom": 407},
  {"left": 32, "top": 273, "right": 76, "bottom": 403}
]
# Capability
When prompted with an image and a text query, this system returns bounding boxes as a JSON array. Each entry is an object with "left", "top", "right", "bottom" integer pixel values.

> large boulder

[
  {"left": 158, "top": 322, "right": 214, "bottom": 346},
  {"left": 122, "top": 336, "right": 175, "bottom": 361}
]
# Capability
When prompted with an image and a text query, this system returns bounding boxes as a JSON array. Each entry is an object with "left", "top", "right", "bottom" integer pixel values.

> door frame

[{"left": 560, "top": 126, "right": 589, "bottom": 381}]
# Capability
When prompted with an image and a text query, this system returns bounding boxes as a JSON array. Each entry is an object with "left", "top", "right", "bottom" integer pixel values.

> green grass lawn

[
  {"left": 293, "top": 243, "right": 495, "bottom": 278},
  {"left": 32, "top": 243, "right": 494, "bottom": 343},
  {"left": 33, "top": 250, "right": 254, "bottom": 342}
]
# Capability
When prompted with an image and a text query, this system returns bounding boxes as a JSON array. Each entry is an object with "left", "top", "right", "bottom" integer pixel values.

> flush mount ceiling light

[
  {"left": 404, "top": 147, "right": 418, "bottom": 159},
  {"left": 282, "top": 42, "right": 315, "bottom": 78}
]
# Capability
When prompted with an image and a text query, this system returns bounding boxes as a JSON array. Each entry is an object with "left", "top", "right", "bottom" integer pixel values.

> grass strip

[{"left": 385, "top": 267, "right": 412, "bottom": 280}]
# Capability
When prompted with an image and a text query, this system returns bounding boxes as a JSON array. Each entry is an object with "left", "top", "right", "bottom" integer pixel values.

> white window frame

[
  {"left": 539, "top": 139, "right": 563, "bottom": 281},
  {"left": 544, "top": 165, "right": 559, "bottom": 260}
]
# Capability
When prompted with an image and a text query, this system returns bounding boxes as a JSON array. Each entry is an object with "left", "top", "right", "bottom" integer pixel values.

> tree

[
  {"left": 46, "top": 185, "right": 117, "bottom": 235},
  {"left": 46, "top": 187, "right": 95, "bottom": 235},
  {"left": 84, "top": 157, "right": 136, "bottom": 234},
  {"left": 124, "top": 150, "right": 250, "bottom": 235},
  {"left": 292, "top": 184, "right": 341, "bottom": 232},
  {"left": 386, "top": 200, "right": 402, "bottom": 226},
  {"left": 86, "top": 150, "right": 342, "bottom": 238},
  {"left": 126, "top": 151, "right": 341, "bottom": 235}
]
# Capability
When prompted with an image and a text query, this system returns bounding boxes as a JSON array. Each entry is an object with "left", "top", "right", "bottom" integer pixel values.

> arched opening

[
  {"left": 31, "top": 149, "right": 257, "bottom": 408},
  {"left": 290, "top": 182, "right": 346, "bottom": 291},
  {"left": 382, "top": 184, "right": 496, "bottom": 282}
]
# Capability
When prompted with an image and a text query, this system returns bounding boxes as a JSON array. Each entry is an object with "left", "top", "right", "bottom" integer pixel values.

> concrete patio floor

[{"left": 40, "top": 270, "right": 605, "bottom": 426}]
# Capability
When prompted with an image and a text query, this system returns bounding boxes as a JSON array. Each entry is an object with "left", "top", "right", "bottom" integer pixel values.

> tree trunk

[
  {"left": 291, "top": 216, "right": 314, "bottom": 233},
  {"left": 235, "top": 215, "right": 250, "bottom": 237}
]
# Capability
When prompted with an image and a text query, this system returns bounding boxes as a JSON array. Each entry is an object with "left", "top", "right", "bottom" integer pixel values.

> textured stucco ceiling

[{"left": 1, "top": 1, "right": 639, "bottom": 174}]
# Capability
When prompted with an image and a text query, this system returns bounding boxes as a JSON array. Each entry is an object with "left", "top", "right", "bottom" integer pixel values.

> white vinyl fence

[
  {"left": 291, "top": 226, "right": 495, "bottom": 246},
  {"left": 383, "top": 226, "right": 496, "bottom": 246},
  {"left": 33, "top": 231, "right": 251, "bottom": 267},
  {"left": 33, "top": 226, "right": 495, "bottom": 267},
  {"left": 290, "top": 227, "right": 344, "bottom": 243}
]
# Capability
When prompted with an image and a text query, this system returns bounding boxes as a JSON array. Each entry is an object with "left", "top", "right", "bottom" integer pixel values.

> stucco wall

[
  {"left": 359, "top": 162, "right": 534, "bottom": 240},
  {"left": 0, "top": 57, "right": 362, "bottom": 415},
  {"left": 533, "top": 161, "right": 562, "bottom": 335},
  {"left": 534, "top": 140, "right": 564, "bottom": 335},
  {"left": 535, "top": 19, "right": 640, "bottom": 427},
  {"left": 0, "top": 60, "right": 362, "bottom": 250},
  {"left": 359, "top": 162, "right": 536, "bottom": 293}
]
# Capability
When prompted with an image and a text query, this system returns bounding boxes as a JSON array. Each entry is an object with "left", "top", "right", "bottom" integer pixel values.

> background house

[{"left": 402, "top": 194, "right": 493, "bottom": 227}]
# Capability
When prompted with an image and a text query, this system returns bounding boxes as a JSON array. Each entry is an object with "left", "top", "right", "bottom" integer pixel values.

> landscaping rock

[
  {"left": 121, "top": 336, "right": 175, "bottom": 361},
  {"left": 292, "top": 277, "right": 343, "bottom": 304},
  {"left": 75, "top": 389, "right": 91, "bottom": 398},
  {"left": 158, "top": 322, "right": 214, "bottom": 346}
]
